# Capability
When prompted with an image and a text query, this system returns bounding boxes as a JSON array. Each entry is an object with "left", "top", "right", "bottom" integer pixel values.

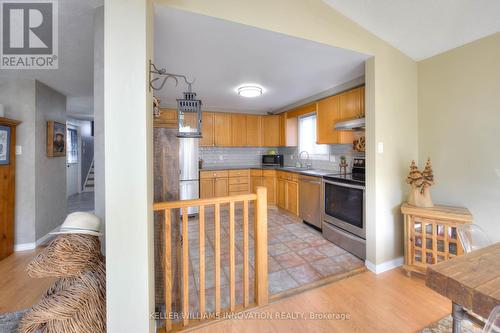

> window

[
  {"left": 298, "top": 114, "right": 329, "bottom": 158},
  {"left": 67, "top": 128, "right": 78, "bottom": 164}
]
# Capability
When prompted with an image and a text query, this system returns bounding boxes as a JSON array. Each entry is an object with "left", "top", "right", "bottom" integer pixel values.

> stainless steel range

[{"left": 321, "top": 158, "right": 366, "bottom": 259}]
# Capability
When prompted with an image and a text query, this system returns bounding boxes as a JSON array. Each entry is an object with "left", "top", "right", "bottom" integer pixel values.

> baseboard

[
  {"left": 14, "top": 224, "right": 61, "bottom": 252},
  {"left": 36, "top": 224, "right": 61, "bottom": 246},
  {"left": 365, "top": 256, "right": 404, "bottom": 274},
  {"left": 14, "top": 242, "right": 36, "bottom": 252}
]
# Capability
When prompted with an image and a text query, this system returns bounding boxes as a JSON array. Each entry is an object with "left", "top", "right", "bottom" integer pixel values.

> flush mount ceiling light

[{"left": 237, "top": 85, "right": 264, "bottom": 98}]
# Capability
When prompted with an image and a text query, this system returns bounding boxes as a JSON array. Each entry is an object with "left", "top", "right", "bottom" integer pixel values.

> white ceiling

[
  {"left": 323, "top": 0, "right": 500, "bottom": 61},
  {"left": 0, "top": 0, "right": 96, "bottom": 119},
  {"left": 154, "top": 6, "right": 368, "bottom": 114}
]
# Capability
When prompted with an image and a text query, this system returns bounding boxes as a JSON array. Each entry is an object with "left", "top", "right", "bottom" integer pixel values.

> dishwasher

[{"left": 299, "top": 174, "right": 322, "bottom": 229}]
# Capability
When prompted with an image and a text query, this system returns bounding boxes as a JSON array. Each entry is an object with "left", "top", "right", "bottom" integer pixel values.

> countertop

[{"left": 199, "top": 165, "right": 333, "bottom": 177}]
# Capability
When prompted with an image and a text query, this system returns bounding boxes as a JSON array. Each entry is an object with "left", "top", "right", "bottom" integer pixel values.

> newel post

[{"left": 254, "top": 186, "right": 268, "bottom": 305}]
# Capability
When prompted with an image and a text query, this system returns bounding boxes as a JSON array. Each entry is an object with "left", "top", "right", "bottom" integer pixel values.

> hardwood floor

[
  {"left": 1, "top": 249, "right": 450, "bottom": 332},
  {"left": 0, "top": 248, "right": 55, "bottom": 313},
  {"left": 187, "top": 269, "right": 451, "bottom": 333}
]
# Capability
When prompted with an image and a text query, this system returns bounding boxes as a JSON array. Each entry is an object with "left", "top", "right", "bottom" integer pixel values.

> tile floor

[{"left": 183, "top": 204, "right": 364, "bottom": 313}]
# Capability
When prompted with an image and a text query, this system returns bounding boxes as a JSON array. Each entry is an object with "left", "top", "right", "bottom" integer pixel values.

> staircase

[{"left": 83, "top": 160, "right": 95, "bottom": 192}]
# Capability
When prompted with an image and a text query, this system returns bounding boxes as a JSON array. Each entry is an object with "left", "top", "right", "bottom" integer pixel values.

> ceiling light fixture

[{"left": 237, "top": 85, "right": 263, "bottom": 98}]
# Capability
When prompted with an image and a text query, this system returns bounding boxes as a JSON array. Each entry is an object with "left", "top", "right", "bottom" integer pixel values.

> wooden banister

[
  {"left": 157, "top": 187, "right": 268, "bottom": 332},
  {"left": 254, "top": 187, "right": 269, "bottom": 305}
]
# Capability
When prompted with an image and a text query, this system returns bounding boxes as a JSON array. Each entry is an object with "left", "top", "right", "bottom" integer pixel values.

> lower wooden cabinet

[
  {"left": 200, "top": 178, "right": 214, "bottom": 198},
  {"left": 276, "top": 171, "right": 299, "bottom": 215},
  {"left": 200, "top": 169, "right": 297, "bottom": 213},
  {"left": 214, "top": 177, "right": 228, "bottom": 197}
]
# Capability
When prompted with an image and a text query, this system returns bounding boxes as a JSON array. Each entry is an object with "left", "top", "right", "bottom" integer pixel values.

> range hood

[{"left": 335, "top": 117, "right": 365, "bottom": 131}]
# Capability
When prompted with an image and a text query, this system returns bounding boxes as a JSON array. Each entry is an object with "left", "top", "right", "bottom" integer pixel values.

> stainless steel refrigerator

[{"left": 179, "top": 138, "right": 199, "bottom": 215}]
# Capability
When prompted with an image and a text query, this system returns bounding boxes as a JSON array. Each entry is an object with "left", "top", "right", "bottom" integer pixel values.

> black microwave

[{"left": 262, "top": 154, "right": 284, "bottom": 167}]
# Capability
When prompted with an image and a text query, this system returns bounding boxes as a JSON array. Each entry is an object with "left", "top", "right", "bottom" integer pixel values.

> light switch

[
  {"left": 15, "top": 145, "right": 22, "bottom": 155},
  {"left": 495, "top": 169, "right": 500, "bottom": 178},
  {"left": 377, "top": 142, "right": 384, "bottom": 154}
]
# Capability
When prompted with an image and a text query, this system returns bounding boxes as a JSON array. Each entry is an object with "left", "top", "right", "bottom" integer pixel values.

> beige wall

[
  {"left": 157, "top": 0, "right": 419, "bottom": 265},
  {"left": 418, "top": 33, "right": 500, "bottom": 241}
]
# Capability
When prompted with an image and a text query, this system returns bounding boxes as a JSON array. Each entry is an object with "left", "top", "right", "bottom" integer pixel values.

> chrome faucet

[{"left": 298, "top": 151, "right": 312, "bottom": 169}]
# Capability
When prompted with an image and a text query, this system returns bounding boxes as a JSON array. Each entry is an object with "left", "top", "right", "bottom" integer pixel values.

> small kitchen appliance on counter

[
  {"left": 262, "top": 154, "right": 284, "bottom": 167},
  {"left": 321, "top": 157, "right": 366, "bottom": 259}
]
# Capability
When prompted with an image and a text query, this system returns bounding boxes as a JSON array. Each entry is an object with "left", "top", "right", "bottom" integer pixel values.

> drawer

[
  {"left": 229, "top": 183, "right": 249, "bottom": 192},
  {"left": 229, "top": 190, "right": 249, "bottom": 196},
  {"left": 228, "top": 169, "right": 250, "bottom": 177},
  {"left": 229, "top": 176, "right": 249, "bottom": 185},
  {"left": 262, "top": 169, "right": 277, "bottom": 177},
  {"left": 250, "top": 169, "right": 263, "bottom": 176},
  {"left": 200, "top": 170, "right": 228, "bottom": 179}
]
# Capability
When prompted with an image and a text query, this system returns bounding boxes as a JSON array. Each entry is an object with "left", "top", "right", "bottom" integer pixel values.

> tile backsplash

[
  {"left": 200, "top": 145, "right": 365, "bottom": 171},
  {"left": 200, "top": 147, "right": 277, "bottom": 168},
  {"left": 279, "top": 145, "right": 365, "bottom": 172}
]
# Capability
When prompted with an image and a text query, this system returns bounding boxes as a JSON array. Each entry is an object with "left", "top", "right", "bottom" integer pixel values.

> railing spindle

[
  {"left": 243, "top": 200, "right": 249, "bottom": 307},
  {"left": 214, "top": 203, "right": 221, "bottom": 314},
  {"left": 229, "top": 201, "right": 236, "bottom": 311},
  {"left": 164, "top": 209, "right": 172, "bottom": 331},
  {"left": 199, "top": 205, "right": 205, "bottom": 316},
  {"left": 182, "top": 207, "right": 189, "bottom": 326},
  {"left": 254, "top": 187, "right": 269, "bottom": 306}
]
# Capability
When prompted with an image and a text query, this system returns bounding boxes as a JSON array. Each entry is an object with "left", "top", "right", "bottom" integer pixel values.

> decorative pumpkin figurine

[
  {"left": 406, "top": 158, "right": 434, "bottom": 207},
  {"left": 19, "top": 212, "right": 106, "bottom": 333}
]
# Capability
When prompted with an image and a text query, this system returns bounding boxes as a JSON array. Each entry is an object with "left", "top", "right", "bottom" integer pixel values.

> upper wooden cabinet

[
  {"left": 261, "top": 115, "right": 280, "bottom": 147},
  {"left": 200, "top": 112, "right": 215, "bottom": 147},
  {"left": 246, "top": 115, "right": 261, "bottom": 147},
  {"left": 214, "top": 112, "right": 232, "bottom": 146},
  {"left": 316, "top": 95, "right": 340, "bottom": 144},
  {"left": 279, "top": 114, "right": 298, "bottom": 147},
  {"left": 315, "top": 85, "right": 365, "bottom": 144},
  {"left": 154, "top": 108, "right": 177, "bottom": 128},
  {"left": 231, "top": 114, "right": 247, "bottom": 147}
]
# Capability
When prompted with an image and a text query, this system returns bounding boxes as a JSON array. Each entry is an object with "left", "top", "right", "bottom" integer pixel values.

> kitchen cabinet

[
  {"left": 200, "top": 112, "right": 215, "bottom": 147},
  {"left": 214, "top": 112, "right": 232, "bottom": 146},
  {"left": 154, "top": 108, "right": 178, "bottom": 128},
  {"left": 228, "top": 169, "right": 250, "bottom": 195},
  {"left": 200, "top": 178, "right": 214, "bottom": 198},
  {"left": 316, "top": 95, "right": 340, "bottom": 144},
  {"left": 246, "top": 115, "right": 261, "bottom": 147},
  {"left": 276, "top": 171, "right": 299, "bottom": 215},
  {"left": 277, "top": 178, "right": 286, "bottom": 209},
  {"left": 214, "top": 177, "right": 229, "bottom": 197},
  {"left": 316, "top": 86, "right": 365, "bottom": 144},
  {"left": 287, "top": 181, "right": 299, "bottom": 215},
  {"left": 279, "top": 114, "right": 298, "bottom": 147},
  {"left": 261, "top": 115, "right": 280, "bottom": 147},
  {"left": 262, "top": 170, "right": 277, "bottom": 204},
  {"left": 250, "top": 169, "right": 263, "bottom": 194},
  {"left": 338, "top": 86, "right": 362, "bottom": 144},
  {"left": 231, "top": 114, "right": 247, "bottom": 147}
]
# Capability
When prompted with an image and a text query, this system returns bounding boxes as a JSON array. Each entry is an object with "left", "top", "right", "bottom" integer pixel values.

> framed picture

[
  {"left": 47, "top": 121, "right": 66, "bottom": 157},
  {"left": 0, "top": 125, "right": 11, "bottom": 165}
]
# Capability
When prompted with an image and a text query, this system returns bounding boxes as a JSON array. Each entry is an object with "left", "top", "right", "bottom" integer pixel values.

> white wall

[
  {"left": 0, "top": 79, "right": 37, "bottom": 246},
  {"left": 94, "top": 6, "right": 105, "bottom": 234},
  {"left": 105, "top": 0, "right": 154, "bottom": 332},
  {"left": 418, "top": 32, "right": 500, "bottom": 241},
  {"left": 35, "top": 81, "right": 67, "bottom": 240}
]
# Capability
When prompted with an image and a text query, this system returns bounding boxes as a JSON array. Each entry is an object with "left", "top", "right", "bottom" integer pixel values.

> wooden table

[{"left": 426, "top": 242, "right": 500, "bottom": 332}]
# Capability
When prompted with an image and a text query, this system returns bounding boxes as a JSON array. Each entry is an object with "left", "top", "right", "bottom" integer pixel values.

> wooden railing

[{"left": 153, "top": 187, "right": 268, "bottom": 331}]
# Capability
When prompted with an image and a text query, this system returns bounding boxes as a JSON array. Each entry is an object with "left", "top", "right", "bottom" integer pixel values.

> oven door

[{"left": 321, "top": 179, "right": 366, "bottom": 239}]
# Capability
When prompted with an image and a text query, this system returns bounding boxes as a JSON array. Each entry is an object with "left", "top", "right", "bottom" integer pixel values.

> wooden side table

[{"left": 401, "top": 202, "right": 473, "bottom": 276}]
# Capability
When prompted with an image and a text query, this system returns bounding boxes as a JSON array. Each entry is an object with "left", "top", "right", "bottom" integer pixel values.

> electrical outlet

[
  {"left": 15, "top": 145, "right": 22, "bottom": 155},
  {"left": 377, "top": 142, "right": 384, "bottom": 154},
  {"left": 495, "top": 168, "right": 500, "bottom": 178},
  {"left": 218, "top": 155, "right": 223, "bottom": 161},
  {"left": 330, "top": 155, "right": 336, "bottom": 163}
]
